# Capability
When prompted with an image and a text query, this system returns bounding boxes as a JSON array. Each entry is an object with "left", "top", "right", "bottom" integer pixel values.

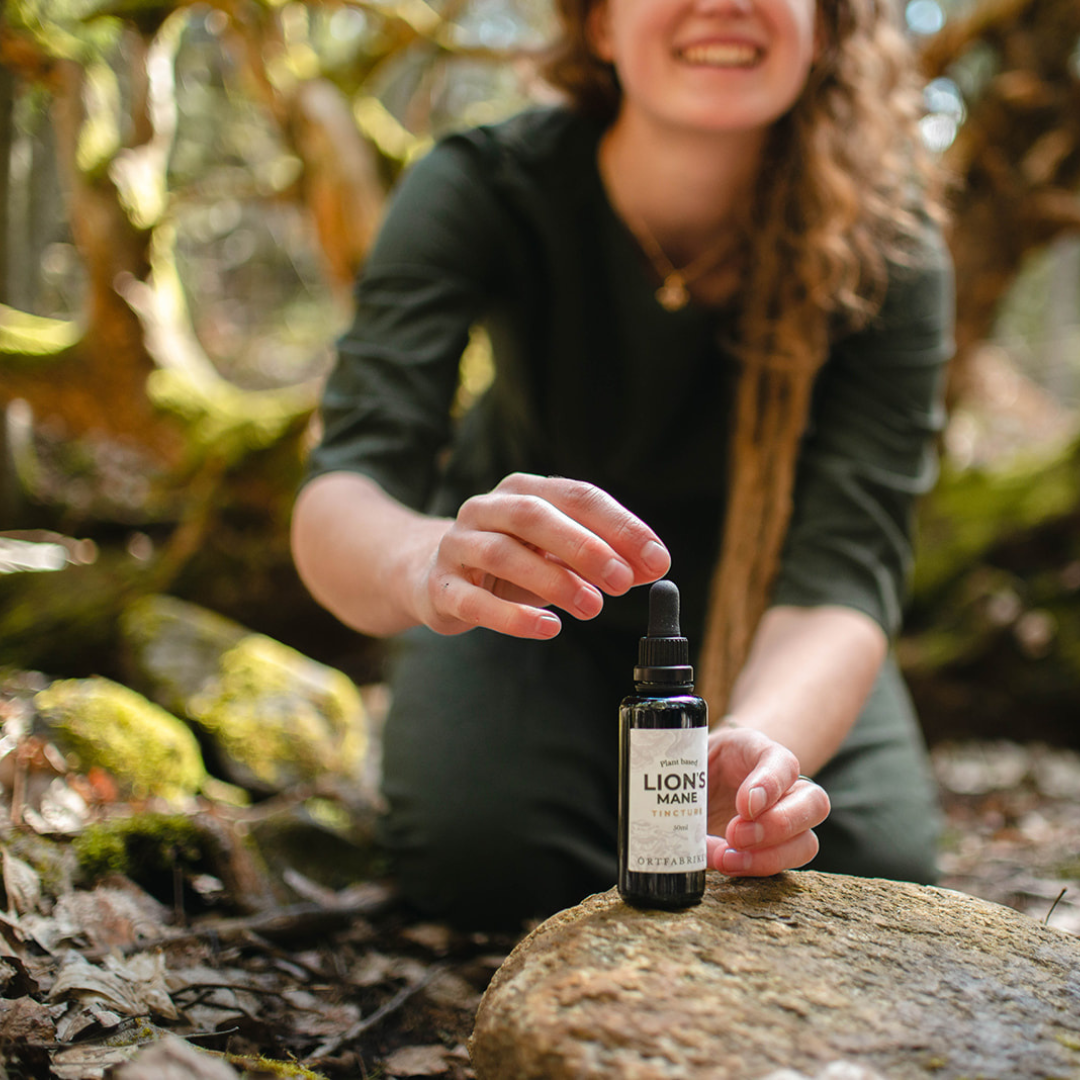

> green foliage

[{"left": 7, "top": 0, "right": 123, "bottom": 62}]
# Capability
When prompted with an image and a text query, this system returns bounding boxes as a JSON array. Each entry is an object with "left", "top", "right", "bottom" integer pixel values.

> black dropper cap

[{"left": 634, "top": 579, "right": 694, "bottom": 689}]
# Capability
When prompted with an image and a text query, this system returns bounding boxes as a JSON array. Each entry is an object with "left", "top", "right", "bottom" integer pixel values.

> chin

[{"left": 664, "top": 107, "right": 785, "bottom": 137}]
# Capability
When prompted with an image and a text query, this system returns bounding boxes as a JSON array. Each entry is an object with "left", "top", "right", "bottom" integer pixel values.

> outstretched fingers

[
  {"left": 415, "top": 474, "right": 671, "bottom": 639},
  {"left": 424, "top": 569, "right": 566, "bottom": 639},
  {"left": 435, "top": 523, "right": 604, "bottom": 620},
  {"left": 486, "top": 474, "right": 671, "bottom": 590}
]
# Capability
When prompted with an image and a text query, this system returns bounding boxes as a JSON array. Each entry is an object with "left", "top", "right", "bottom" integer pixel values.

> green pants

[{"left": 377, "top": 623, "right": 940, "bottom": 929}]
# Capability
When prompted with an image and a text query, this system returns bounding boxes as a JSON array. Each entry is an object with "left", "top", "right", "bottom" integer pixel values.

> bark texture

[{"left": 470, "top": 870, "right": 1080, "bottom": 1080}]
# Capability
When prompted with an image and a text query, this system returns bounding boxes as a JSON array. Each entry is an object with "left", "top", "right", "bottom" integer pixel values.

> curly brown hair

[{"left": 546, "top": 0, "right": 948, "bottom": 710}]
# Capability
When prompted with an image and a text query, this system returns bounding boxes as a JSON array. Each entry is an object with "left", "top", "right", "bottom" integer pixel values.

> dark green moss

[{"left": 73, "top": 813, "right": 205, "bottom": 883}]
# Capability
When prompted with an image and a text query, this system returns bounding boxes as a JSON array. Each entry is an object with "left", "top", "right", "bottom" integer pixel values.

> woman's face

[{"left": 588, "top": 0, "right": 821, "bottom": 137}]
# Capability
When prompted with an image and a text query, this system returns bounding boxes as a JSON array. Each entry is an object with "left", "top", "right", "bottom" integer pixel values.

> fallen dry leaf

[
  {"left": 349, "top": 949, "right": 397, "bottom": 987},
  {"left": 3, "top": 848, "right": 44, "bottom": 915},
  {"left": 104, "top": 952, "right": 179, "bottom": 1020},
  {"left": 0, "top": 994, "right": 57, "bottom": 1043},
  {"left": 425, "top": 970, "right": 482, "bottom": 1012},
  {"left": 36, "top": 777, "right": 91, "bottom": 835},
  {"left": 49, "top": 951, "right": 152, "bottom": 1014},
  {"left": 51, "top": 1040, "right": 146, "bottom": 1080},
  {"left": 112, "top": 1034, "right": 241, "bottom": 1080},
  {"left": 51, "top": 882, "right": 169, "bottom": 951},
  {"left": 47, "top": 948, "right": 179, "bottom": 1043},
  {"left": 280, "top": 987, "right": 361, "bottom": 1037},
  {"left": 401, "top": 922, "right": 453, "bottom": 954},
  {"left": 50, "top": 1018, "right": 174, "bottom": 1080},
  {"left": 383, "top": 1043, "right": 453, "bottom": 1076}
]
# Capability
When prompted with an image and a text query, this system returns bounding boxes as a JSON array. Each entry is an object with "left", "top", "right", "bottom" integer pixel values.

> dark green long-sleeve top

[{"left": 305, "top": 106, "right": 955, "bottom": 645}]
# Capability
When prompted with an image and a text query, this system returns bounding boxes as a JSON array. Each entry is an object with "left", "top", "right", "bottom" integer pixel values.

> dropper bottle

[{"left": 618, "top": 579, "right": 708, "bottom": 908}]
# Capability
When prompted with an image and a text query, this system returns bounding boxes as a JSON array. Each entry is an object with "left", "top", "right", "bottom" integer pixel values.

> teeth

[{"left": 679, "top": 43, "right": 759, "bottom": 67}]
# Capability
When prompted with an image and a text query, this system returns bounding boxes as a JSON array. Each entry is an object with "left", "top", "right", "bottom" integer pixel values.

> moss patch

[
  {"left": 219, "top": 1052, "right": 328, "bottom": 1079},
  {"left": 120, "top": 593, "right": 246, "bottom": 715},
  {"left": 188, "top": 634, "right": 366, "bottom": 790},
  {"left": 914, "top": 444, "right": 1080, "bottom": 606},
  {"left": 73, "top": 813, "right": 205, "bottom": 882},
  {"left": 35, "top": 676, "right": 206, "bottom": 803}
]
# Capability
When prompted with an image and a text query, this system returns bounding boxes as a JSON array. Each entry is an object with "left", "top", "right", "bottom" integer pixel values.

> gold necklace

[{"left": 626, "top": 213, "right": 735, "bottom": 313}]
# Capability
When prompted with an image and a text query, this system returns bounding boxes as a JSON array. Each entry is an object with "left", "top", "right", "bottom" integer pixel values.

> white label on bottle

[{"left": 627, "top": 727, "right": 709, "bottom": 873}]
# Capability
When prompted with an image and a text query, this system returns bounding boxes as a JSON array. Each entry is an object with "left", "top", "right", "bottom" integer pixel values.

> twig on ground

[
  {"left": 79, "top": 884, "right": 395, "bottom": 962},
  {"left": 1045, "top": 887, "right": 1068, "bottom": 925},
  {"left": 305, "top": 963, "right": 445, "bottom": 1062}
]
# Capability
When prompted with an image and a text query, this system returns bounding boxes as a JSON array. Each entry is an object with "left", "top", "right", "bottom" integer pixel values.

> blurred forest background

[
  {"left": 1, "top": 0, "right": 1080, "bottom": 771},
  {"left": 0, "top": 1, "right": 1079, "bottom": 1076}
]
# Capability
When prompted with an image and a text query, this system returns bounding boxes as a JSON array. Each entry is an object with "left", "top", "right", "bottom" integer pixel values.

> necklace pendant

[{"left": 656, "top": 273, "right": 690, "bottom": 312}]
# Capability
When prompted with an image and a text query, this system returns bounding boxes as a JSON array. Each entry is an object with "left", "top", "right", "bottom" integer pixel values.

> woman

[{"left": 291, "top": 0, "right": 953, "bottom": 928}]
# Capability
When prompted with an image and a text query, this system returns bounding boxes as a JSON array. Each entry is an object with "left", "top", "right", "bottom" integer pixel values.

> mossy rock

[
  {"left": 187, "top": 634, "right": 367, "bottom": 793},
  {"left": 121, "top": 594, "right": 368, "bottom": 795},
  {"left": 34, "top": 676, "right": 206, "bottom": 804},
  {"left": 120, "top": 594, "right": 247, "bottom": 716},
  {"left": 248, "top": 799, "right": 384, "bottom": 894},
  {"left": 73, "top": 813, "right": 205, "bottom": 882}
]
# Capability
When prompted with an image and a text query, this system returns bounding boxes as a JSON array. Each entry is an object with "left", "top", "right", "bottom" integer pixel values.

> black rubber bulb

[{"left": 647, "top": 578, "right": 682, "bottom": 638}]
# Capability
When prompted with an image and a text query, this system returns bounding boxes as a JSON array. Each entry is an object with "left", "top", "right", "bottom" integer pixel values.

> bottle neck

[
  {"left": 630, "top": 660, "right": 691, "bottom": 686},
  {"left": 633, "top": 677, "right": 695, "bottom": 695}
]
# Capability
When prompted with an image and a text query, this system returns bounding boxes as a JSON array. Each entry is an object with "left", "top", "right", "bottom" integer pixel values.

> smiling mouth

[{"left": 677, "top": 42, "right": 761, "bottom": 67}]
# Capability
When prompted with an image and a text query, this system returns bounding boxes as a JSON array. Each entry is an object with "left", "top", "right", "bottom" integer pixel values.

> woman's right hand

[{"left": 412, "top": 473, "right": 671, "bottom": 639}]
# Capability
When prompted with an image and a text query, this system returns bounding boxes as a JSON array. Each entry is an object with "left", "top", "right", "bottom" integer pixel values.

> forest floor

[
  {"left": 2, "top": 734, "right": 1079, "bottom": 1080},
  {"left": 932, "top": 739, "right": 1080, "bottom": 934}
]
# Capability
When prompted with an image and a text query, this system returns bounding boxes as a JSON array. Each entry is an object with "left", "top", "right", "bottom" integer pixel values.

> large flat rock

[{"left": 470, "top": 870, "right": 1080, "bottom": 1079}]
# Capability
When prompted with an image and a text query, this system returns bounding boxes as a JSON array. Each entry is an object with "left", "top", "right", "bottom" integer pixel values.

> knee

[
  {"left": 380, "top": 787, "right": 612, "bottom": 930},
  {"left": 809, "top": 811, "right": 940, "bottom": 886}
]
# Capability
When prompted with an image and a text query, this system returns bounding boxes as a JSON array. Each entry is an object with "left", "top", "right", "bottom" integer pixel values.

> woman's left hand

[{"left": 705, "top": 725, "right": 830, "bottom": 877}]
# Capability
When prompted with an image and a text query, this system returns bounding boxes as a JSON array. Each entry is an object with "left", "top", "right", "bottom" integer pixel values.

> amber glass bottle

[{"left": 618, "top": 579, "right": 708, "bottom": 909}]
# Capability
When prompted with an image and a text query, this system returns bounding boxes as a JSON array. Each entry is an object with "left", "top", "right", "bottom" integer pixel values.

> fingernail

[
  {"left": 602, "top": 558, "right": 633, "bottom": 592},
  {"left": 748, "top": 786, "right": 767, "bottom": 819},
  {"left": 536, "top": 613, "right": 561, "bottom": 637},
  {"left": 736, "top": 822, "right": 765, "bottom": 846},
  {"left": 574, "top": 585, "right": 602, "bottom": 616},
  {"left": 721, "top": 849, "right": 752, "bottom": 875},
  {"left": 640, "top": 540, "right": 669, "bottom": 573}
]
